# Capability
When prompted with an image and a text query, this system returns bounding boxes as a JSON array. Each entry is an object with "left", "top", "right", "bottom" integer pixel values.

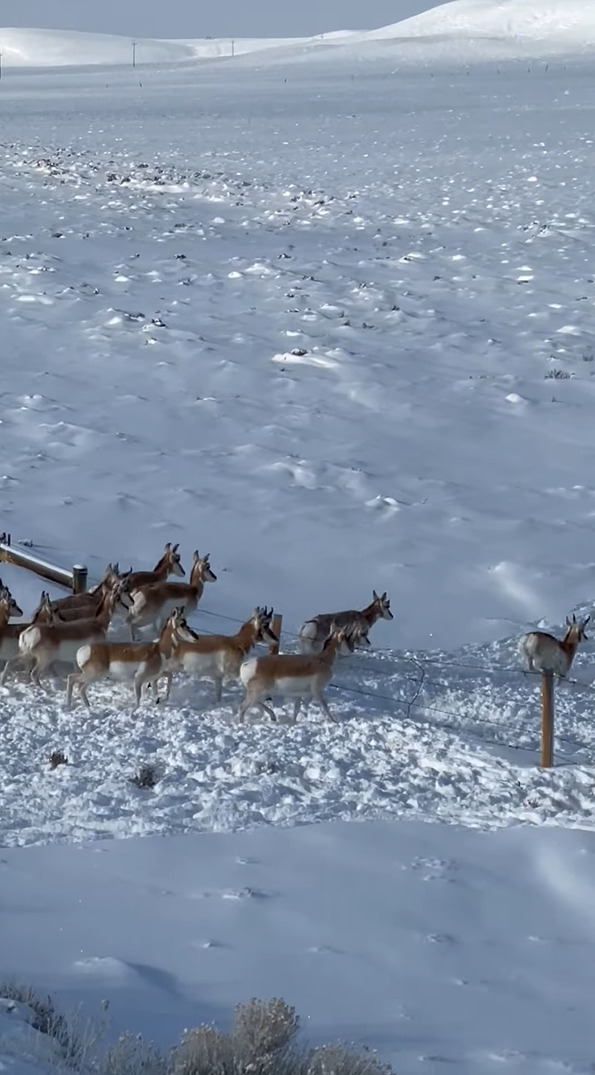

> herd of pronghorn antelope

[
  {"left": 0, "top": 543, "right": 394, "bottom": 721},
  {"left": 0, "top": 540, "right": 589, "bottom": 720}
]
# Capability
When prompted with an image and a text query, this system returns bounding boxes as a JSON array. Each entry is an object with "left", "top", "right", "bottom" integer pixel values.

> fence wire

[{"left": 6, "top": 543, "right": 595, "bottom": 767}]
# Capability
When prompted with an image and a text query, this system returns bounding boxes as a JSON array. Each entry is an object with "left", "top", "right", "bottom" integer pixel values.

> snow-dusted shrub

[
  {"left": 171, "top": 1024, "right": 237, "bottom": 1075},
  {"left": 171, "top": 999, "right": 393, "bottom": 1075},
  {"left": 0, "top": 981, "right": 66, "bottom": 1041},
  {"left": 307, "top": 1042, "right": 393, "bottom": 1075},
  {"left": 96, "top": 1032, "right": 167, "bottom": 1075},
  {"left": 0, "top": 980, "right": 105, "bottom": 1069},
  {"left": 171, "top": 997, "right": 301, "bottom": 1075},
  {"left": 0, "top": 987, "right": 395, "bottom": 1075},
  {"left": 232, "top": 996, "right": 300, "bottom": 1064}
]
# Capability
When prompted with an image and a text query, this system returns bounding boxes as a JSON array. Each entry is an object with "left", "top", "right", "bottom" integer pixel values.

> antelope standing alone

[
  {"left": 518, "top": 613, "right": 590, "bottom": 678},
  {"left": 298, "top": 590, "right": 393, "bottom": 654},
  {"left": 9, "top": 587, "right": 122, "bottom": 687},
  {"left": 66, "top": 608, "right": 197, "bottom": 711},
  {"left": 160, "top": 606, "right": 278, "bottom": 703},
  {"left": 121, "top": 543, "right": 185, "bottom": 593},
  {"left": 126, "top": 551, "right": 216, "bottom": 639},
  {"left": 238, "top": 625, "right": 357, "bottom": 723}
]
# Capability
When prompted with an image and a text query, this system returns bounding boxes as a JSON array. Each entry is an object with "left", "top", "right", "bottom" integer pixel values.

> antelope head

[
  {"left": 253, "top": 606, "right": 278, "bottom": 646},
  {"left": 0, "top": 586, "right": 23, "bottom": 619},
  {"left": 564, "top": 613, "right": 590, "bottom": 644},
  {"left": 191, "top": 551, "right": 217, "bottom": 584},
  {"left": 372, "top": 590, "right": 393, "bottom": 621},
  {"left": 166, "top": 542, "right": 185, "bottom": 578}
]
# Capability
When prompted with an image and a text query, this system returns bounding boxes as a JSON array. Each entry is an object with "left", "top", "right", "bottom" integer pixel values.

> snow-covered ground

[
  {"left": 2, "top": 4, "right": 595, "bottom": 1072},
  {"left": 4, "top": 820, "right": 595, "bottom": 1075}
]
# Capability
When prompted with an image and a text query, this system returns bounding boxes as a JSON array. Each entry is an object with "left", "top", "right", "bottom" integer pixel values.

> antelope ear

[
  {"left": 173, "top": 543, "right": 180, "bottom": 552},
  {"left": 164, "top": 542, "right": 172, "bottom": 551},
  {"left": 373, "top": 589, "right": 378, "bottom": 599},
  {"left": 382, "top": 591, "right": 388, "bottom": 600}
]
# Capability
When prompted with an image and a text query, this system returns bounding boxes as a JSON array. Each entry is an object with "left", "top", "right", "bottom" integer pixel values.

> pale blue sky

[{"left": 4, "top": 1, "right": 443, "bottom": 38}]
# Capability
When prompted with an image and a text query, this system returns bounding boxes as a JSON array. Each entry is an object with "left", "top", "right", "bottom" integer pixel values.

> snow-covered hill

[
  {"left": 2, "top": 1, "right": 595, "bottom": 71},
  {"left": 314, "top": 0, "right": 595, "bottom": 65},
  {"left": 369, "top": 0, "right": 595, "bottom": 46},
  {"left": 0, "top": 26, "right": 356, "bottom": 68}
]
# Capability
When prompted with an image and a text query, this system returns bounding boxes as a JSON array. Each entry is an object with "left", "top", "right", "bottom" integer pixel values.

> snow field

[
  {"left": 0, "top": 56, "right": 595, "bottom": 843},
  {"left": 1, "top": 12, "right": 595, "bottom": 1075},
  {"left": 4, "top": 820, "right": 595, "bottom": 1075}
]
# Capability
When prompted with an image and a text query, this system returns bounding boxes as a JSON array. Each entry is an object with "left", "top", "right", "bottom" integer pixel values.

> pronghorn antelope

[
  {"left": 298, "top": 590, "right": 393, "bottom": 654},
  {"left": 45, "top": 563, "right": 124, "bottom": 621},
  {"left": 66, "top": 608, "right": 197, "bottom": 711},
  {"left": 238, "top": 625, "right": 357, "bottom": 724},
  {"left": 126, "top": 551, "right": 217, "bottom": 640},
  {"left": 0, "top": 584, "right": 23, "bottom": 620},
  {"left": 519, "top": 613, "right": 590, "bottom": 678},
  {"left": 0, "top": 591, "right": 56, "bottom": 680},
  {"left": 121, "top": 543, "right": 185, "bottom": 593},
  {"left": 9, "top": 587, "right": 122, "bottom": 687},
  {"left": 160, "top": 606, "right": 278, "bottom": 703}
]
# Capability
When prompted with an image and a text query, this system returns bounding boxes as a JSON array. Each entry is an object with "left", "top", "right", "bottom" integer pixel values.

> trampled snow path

[
  {"left": 3, "top": 603, "right": 595, "bottom": 845},
  {"left": 2, "top": 569, "right": 595, "bottom": 846}
]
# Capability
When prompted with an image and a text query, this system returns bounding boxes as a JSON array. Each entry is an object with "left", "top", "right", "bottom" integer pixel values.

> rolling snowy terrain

[
  {"left": 1, "top": 2, "right": 595, "bottom": 1072},
  {"left": 2, "top": 0, "right": 595, "bottom": 70},
  {"left": 4, "top": 821, "right": 595, "bottom": 1075}
]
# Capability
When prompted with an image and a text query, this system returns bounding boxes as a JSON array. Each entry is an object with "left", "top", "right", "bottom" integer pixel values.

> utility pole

[
  {"left": 132, "top": 41, "right": 137, "bottom": 68},
  {"left": 231, "top": 39, "right": 235, "bottom": 58}
]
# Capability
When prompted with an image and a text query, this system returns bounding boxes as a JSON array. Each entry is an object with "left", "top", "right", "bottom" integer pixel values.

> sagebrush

[
  {"left": 0, "top": 980, "right": 106, "bottom": 1068},
  {"left": 0, "top": 986, "right": 395, "bottom": 1075}
]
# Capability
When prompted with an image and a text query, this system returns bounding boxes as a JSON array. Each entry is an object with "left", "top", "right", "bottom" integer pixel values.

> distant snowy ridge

[
  {"left": 1, "top": 1, "right": 595, "bottom": 71},
  {"left": 0, "top": 27, "right": 356, "bottom": 69},
  {"left": 369, "top": 0, "right": 595, "bottom": 45}
]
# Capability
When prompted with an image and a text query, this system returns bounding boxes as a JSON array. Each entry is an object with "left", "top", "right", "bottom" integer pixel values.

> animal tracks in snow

[{"left": 1, "top": 64, "right": 595, "bottom": 848}]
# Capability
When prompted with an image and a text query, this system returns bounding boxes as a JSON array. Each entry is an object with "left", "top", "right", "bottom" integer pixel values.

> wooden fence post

[
  {"left": 269, "top": 614, "right": 282, "bottom": 655},
  {"left": 72, "top": 564, "right": 88, "bottom": 594},
  {"left": 540, "top": 670, "right": 554, "bottom": 768}
]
